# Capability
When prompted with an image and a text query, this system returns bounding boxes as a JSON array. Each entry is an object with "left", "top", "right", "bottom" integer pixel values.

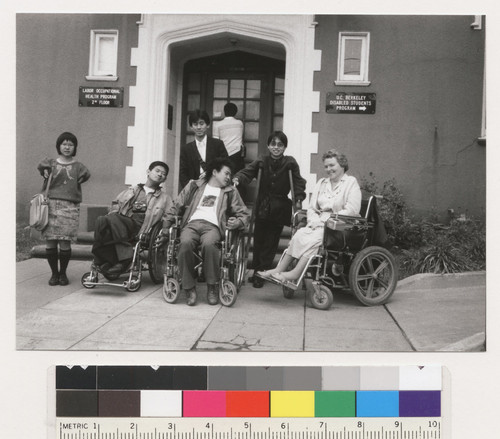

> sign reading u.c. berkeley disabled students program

[{"left": 326, "top": 92, "right": 376, "bottom": 114}]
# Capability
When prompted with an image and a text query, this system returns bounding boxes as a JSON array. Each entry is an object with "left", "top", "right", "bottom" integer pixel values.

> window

[
  {"left": 335, "top": 32, "right": 370, "bottom": 86},
  {"left": 86, "top": 30, "right": 119, "bottom": 81}
]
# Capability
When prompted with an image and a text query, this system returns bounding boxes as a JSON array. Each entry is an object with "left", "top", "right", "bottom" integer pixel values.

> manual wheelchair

[
  {"left": 161, "top": 217, "right": 246, "bottom": 307},
  {"left": 80, "top": 221, "right": 166, "bottom": 292},
  {"left": 263, "top": 195, "right": 397, "bottom": 310}
]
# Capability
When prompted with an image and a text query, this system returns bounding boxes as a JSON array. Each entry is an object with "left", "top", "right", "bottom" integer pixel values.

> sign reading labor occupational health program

[
  {"left": 79, "top": 86, "right": 124, "bottom": 108},
  {"left": 326, "top": 92, "right": 376, "bottom": 114}
]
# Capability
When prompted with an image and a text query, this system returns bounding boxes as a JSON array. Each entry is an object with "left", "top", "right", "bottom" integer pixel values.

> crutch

[{"left": 243, "top": 161, "right": 263, "bottom": 281}]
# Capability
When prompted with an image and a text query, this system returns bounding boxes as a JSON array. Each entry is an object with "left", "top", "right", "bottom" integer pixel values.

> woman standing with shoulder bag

[{"left": 37, "top": 132, "right": 91, "bottom": 286}]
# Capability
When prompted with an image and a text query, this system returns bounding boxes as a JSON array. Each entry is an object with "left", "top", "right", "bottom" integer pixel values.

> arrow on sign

[{"left": 359, "top": 106, "right": 367, "bottom": 111}]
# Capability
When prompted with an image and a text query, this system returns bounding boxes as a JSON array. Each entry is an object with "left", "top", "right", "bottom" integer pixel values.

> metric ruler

[
  {"left": 56, "top": 417, "right": 443, "bottom": 439},
  {"left": 52, "top": 366, "right": 449, "bottom": 439}
]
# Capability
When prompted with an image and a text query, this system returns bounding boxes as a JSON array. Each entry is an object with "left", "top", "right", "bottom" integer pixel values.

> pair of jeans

[{"left": 178, "top": 220, "right": 222, "bottom": 290}]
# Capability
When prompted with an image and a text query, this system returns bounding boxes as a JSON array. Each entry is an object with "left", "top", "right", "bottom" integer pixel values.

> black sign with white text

[
  {"left": 79, "top": 86, "right": 124, "bottom": 108},
  {"left": 326, "top": 92, "right": 376, "bottom": 114}
]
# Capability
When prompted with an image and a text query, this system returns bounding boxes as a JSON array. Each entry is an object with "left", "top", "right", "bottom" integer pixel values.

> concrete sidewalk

[{"left": 16, "top": 258, "right": 486, "bottom": 351}]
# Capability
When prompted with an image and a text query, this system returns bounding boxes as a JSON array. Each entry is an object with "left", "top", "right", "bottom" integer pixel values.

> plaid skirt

[{"left": 42, "top": 199, "right": 80, "bottom": 241}]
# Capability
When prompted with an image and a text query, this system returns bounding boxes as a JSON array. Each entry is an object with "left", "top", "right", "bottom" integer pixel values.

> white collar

[{"left": 196, "top": 136, "right": 207, "bottom": 146}]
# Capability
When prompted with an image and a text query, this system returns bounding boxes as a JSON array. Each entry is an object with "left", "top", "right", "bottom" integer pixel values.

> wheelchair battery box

[{"left": 325, "top": 217, "right": 367, "bottom": 251}]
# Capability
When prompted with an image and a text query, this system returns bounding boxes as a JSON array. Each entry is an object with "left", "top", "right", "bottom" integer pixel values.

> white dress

[{"left": 287, "top": 175, "right": 362, "bottom": 259}]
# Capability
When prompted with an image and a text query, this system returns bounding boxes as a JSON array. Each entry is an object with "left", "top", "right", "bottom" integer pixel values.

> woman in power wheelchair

[
  {"left": 257, "top": 149, "right": 397, "bottom": 310},
  {"left": 157, "top": 158, "right": 250, "bottom": 307}
]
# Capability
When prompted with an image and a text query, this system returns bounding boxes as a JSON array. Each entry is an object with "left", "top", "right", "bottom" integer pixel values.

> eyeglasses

[{"left": 269, "top": 141, "right": 285, "bottom": 148}]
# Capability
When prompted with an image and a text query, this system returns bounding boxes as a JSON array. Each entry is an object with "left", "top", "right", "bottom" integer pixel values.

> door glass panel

[
  {"left": 187, "top": 94, "right": 200, "bottom": 111},
  {"left": 244, "top": 122, "right": 259, "bottom": 141},
  {"left": 187, "top": 73, "right": 201, "bottom": 92},
  {"left": 230, "top": 79, "right": 245, "bottom": 98},
  {"left": 246, "top": 80, "right": 261, "bottom": 98},
  {"left": 212, "top": 100, "right": 225, "bottom": 120},
  {"left": 245, "top": 101, "right": 260, "bottom": 120},
  {"left": 275, "top": 77, "right": 285, "bottom": 93},
  {"left": 232, "top": 100, "right": 244, "bottom": 118},
  {"left": 245, "top": 141, "right": 259, "bottom": 161},
  {"left": 274, "top": 94, "right": 284, "bottom": 114},
  {"left": 273, "top": 116, "right": 283, "bottom": 131},
  {"left": 214, "top": 79, "right": 228, "bottom": 98}
]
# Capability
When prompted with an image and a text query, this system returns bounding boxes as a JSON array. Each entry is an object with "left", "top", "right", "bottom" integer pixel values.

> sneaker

[
  {"left": 59, "top": 273, "right": 69, "bottom": 286},
  {"left": 207, "top": 284, "right": 218, "bottom": 305},
  {"left": 185, "top": 288, "right": 197, "bottom": 306},
  {"left": 48, "top": 274, "right": 59, "bottom": 286}
]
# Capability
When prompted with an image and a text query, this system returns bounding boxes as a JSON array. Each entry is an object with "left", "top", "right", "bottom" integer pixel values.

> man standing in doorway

[
  {"left": 179, "top": 109, "right": 228, "bottom": 190},
  {"left": 213, "top": 102, "right": 245, "bottom": 174}
]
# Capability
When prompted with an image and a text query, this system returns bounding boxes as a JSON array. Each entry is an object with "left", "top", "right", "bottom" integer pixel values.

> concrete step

[
  {"left": 31, "top": 225, "right": 293, "bottom": 263},
  {"left": 30, "top": 244, "right": 94, "bottom": 260}
]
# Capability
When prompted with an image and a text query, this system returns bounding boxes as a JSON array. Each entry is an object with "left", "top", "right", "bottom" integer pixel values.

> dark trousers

[
  {"left": 92, "top": 213, "right": 138, "bottom": 264},
  {"left": 252, "top": 218, "right": 284, "bottom": 272},
  {"left": 178, "top": 220, "right": 222, "bottom": 290}
]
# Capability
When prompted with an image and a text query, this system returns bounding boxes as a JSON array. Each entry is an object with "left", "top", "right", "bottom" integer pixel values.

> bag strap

[{"left": 43, "top": 167, "right": 54, "bottom": 198}]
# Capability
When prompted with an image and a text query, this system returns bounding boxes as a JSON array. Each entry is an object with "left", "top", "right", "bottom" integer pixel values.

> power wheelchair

[
  {"left": 80, "top": 221, "right": 166, "bottom": 292},
  {"left": 262, "top": 195, "right": 398, "bottom": 310},
  {"left": 161, "top": 217, "right": 246, "bottom": 307}
]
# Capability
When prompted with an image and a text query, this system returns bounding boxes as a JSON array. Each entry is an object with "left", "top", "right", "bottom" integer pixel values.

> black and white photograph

[
  {"left": 15, "top": 12, "right": 486, "bottom": 352},
  {"left": 3, "top": 1, "right": 499, "bottom": 437}
]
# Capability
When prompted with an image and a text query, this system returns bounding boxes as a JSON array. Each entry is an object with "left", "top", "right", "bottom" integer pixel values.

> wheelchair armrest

[
  {"left": 292, "top": 209, "right": 308, "bottom": 227},
  {"left": 332, "top": 213, "right": 366, "bottom": 223}
]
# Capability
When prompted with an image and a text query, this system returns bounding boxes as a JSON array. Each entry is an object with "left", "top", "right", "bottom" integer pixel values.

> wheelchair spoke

[
  {"left": 365, "top": 279, "right": 375, "bottom": 298},
  {"left": 364, "top": 256, "right": 375, "bottom": 274},
  {"left": 376, "top": 277, "right": 389, "bottom": 290},
  {"left": 373, "top": 259, "right": 390, "bottom": 276}
]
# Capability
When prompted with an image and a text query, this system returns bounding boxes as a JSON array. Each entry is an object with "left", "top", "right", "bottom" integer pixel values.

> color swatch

[{"left": 56, "top": 366, "right": 441, "bottom": 418}]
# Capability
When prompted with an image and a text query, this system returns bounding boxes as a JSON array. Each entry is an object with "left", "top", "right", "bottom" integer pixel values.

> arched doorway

[{"left": 127, "top": 15, "right": 319, "bottom": 198}]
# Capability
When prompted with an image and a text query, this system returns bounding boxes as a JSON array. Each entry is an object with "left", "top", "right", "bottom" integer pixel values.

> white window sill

[
  {"left": 85, "top": 75, "right": 118, "bottom": 82},
  {"left": 334, "top": 80, "right": 371, "bottom": 87},
  {"left": 477, "top": 136, "right": 486, "bottom": 146}
]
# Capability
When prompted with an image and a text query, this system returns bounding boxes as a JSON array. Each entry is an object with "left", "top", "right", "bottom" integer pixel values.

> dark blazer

[{"left": 179, "top": 136, "right": 228, "bottom": 189}]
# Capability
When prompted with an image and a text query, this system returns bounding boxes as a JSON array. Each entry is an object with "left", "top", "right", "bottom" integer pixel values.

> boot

[
  {"left": 185, "top": 287, "right": 197, "bottom": 306},
  {"left": 46, "top": 247, "right": 59, "bottom": 286},
  {"left": 207, "top": 284, "right": 218, "bottom": 305},
  {"left": 58, "top": 248, "right": 71, "bottom": 286}
]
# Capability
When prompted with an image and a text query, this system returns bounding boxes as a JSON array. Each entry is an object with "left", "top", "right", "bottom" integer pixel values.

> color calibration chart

[{"left": 54, "top": 366, "right": 447, "bottom": 439}]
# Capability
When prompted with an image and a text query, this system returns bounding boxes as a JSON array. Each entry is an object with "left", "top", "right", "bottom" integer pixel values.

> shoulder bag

[{"left": 29, "top": 170, "right": 53, "bottom": 231}]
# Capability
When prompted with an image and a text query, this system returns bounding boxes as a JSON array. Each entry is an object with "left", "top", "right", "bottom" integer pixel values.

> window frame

[
  {"left": 335, "top": 31, "right": 371, "bottom": 87},
  {"left": 86, "top": 29, "right": 119, "bottom": 81}
]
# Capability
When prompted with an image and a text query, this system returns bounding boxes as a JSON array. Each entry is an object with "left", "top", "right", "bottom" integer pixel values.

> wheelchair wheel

[
  {"left": 229, "top": 235, "right": 245, "bottom": 290},
  {"left": 219, "top": 281, "right": 237, "bottom": 307},
  {"left": 148, "top": 222, "right": 167, "bottom": 284},
  {"left": 163, "top": 277, "right": 180, "bottom": 304},
  {"left": 349, "top": 246, "right": 398, "bottom": 306},
  {"left": 126, "top": 275, "right": 141, "bottom": 292},
  {"left": 309, "top": 284, "right": 334, "bottom": 310},
  {"left": 81, "top": 272, "right": 97, "bottom": 289},
  {"left": 283, "top": 286, "right": 295, "bottom": 299}
]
